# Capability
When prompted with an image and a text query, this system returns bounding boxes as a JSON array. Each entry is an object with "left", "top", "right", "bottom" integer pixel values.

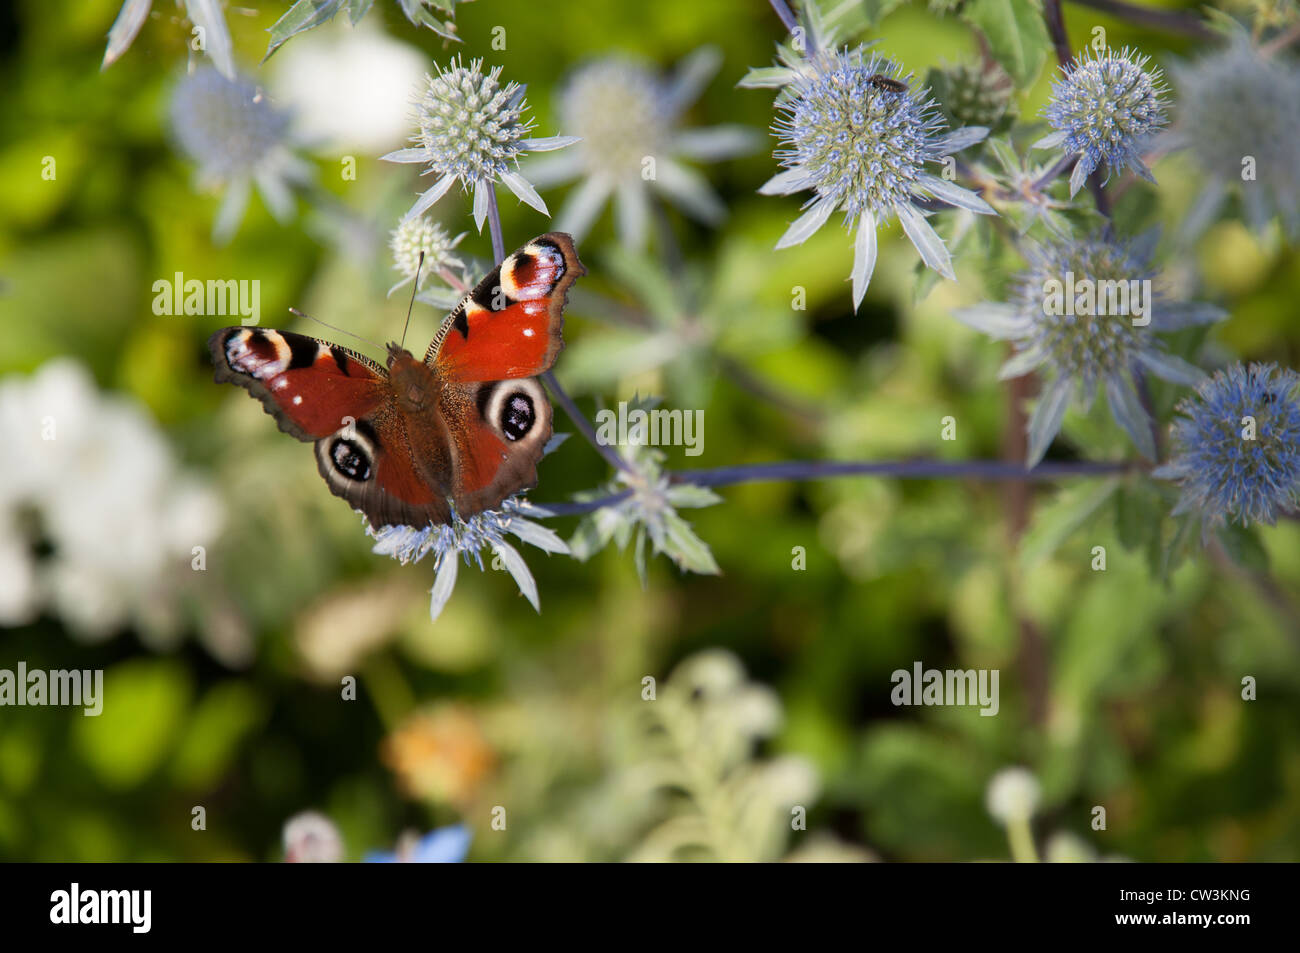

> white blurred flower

[
  {"left": 0, "top": 360, "right": 224, "bottom": 642},
  {"left": 283, "top": 811, "right": 344, "bottom": 863},
  {"left": 986, "top": 766, "right": 1042, "bottom": 825},
  {"left": 270, "top": 18, "right": 429, "bottom": 154},
  {"left": 524, "top": 49, "right": 759, "bottom": 248}
]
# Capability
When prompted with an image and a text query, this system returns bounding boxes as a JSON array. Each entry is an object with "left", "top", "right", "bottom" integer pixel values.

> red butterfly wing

[
  {"left": 210, "top": 327, "right": 387, "bottom": 439},
  {"left": 427, "top": 233, "right": 584, "bottom": 382},
  {"left": 210, "top": 328, "right": 451, "bottom": 527}
]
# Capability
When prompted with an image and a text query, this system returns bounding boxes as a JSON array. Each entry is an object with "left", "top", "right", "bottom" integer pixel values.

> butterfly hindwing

[
  {"left": 427, "top": 232, "right": 584, "bottom": 382},
  {"left": 439, "top": 377, "right": 554, "bottom": 516}
]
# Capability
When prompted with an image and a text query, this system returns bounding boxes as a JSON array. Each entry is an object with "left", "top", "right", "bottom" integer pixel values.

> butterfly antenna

[
  {"left": 400, "top": 251, "right": 424, "bottom": 351},
  {"left": 288, "top": 308, "right": 384, "bottom": 354}
]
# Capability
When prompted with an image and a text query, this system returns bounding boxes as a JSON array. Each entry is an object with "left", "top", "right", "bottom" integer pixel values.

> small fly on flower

[{"left": 866, "top": 73, "right": 908, "bottom": 93}]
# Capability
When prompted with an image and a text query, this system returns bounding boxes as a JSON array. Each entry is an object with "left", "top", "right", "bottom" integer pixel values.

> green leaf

[
  {"left": 75, "top": 661, "right": 192, "bottom": 790},
  {"left": 1020, "top": 477, "right": 1120, "bottom": 569},
  {"left": 169, "top": 682, "right": 267, "bottom": 790},
  {"left": 1113, "top": 480, "right": 1164, "bottom": 552},
  {"left": 347, "top": 0, "right": 375, "bottom": 22},
  {"left": 1216, "top": 522, "right": 1270, "bottom": 573},
  {"left": 661, "top": 510, "right": 722, "bottom": 575},
  {"left": 961, "top": 0, "right": 1051, "bottom": 88},
  {"left": 264, "top": 0, "right": 346, "bottom": 63}
]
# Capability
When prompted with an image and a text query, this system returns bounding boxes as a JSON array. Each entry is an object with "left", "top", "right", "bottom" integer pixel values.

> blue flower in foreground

[
  {"left": 759, "top": 47, "right": 995, "bottom": 310},
  {"left": 364, "top": 825, "right": 472, "bottom": 863},
  {"left": 1154, "top": 363, "right": 1300, "bottom": 529},
  {"left": 953, "top": 231, "right": 1224, "bottom": 464},
  {"left": 382, "top": 57, "right": 578, "bottom": 228},
  {"left": 1034, "top": 47, "right": 1168, "bottom": 197},
  {"left": 369, "top": 496, "right": 569, "bottom": 622}
]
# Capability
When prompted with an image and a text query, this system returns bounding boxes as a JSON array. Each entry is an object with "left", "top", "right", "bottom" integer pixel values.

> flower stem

[
  {"left": 1007, "top": 816, "right": 1040, "bottom": 863},
  {"left": 1064, "top": 0, "right": 1214, "bottom": 40},
  {"left": 672, "top": 458, "right": 1130, "bottom": 486},
  {"left": 535, "top": 458, "right": 1132, "bottom": 514},
  {"left": 767, "top": 0, "right": 800, "bottom": 36},
  {"left": 483, "top": 184, "right": 632, "bottom": 475},
  {"left": 485, "top": 183, "right": 507, "bottom": 265},
  {"left": 1042, "top": 0, "right": 1112, "bottom": 221}
]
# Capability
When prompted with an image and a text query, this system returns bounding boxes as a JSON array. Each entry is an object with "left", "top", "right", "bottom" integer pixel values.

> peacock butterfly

[{"left": 208, "top": 232, "right": 584, "bottom": 528}]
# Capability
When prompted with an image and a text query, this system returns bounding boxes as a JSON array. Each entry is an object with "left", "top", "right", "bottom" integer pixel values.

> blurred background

[{"left": 0, "top": 0, "right": 1298, "bottom": 862}]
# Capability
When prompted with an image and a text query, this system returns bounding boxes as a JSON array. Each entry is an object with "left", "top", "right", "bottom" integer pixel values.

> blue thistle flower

[
  {"left": 363, "top": 825, "right": 472, "bottom": 863},
  {"left": 169, "top": 67, "right": 312, "bottom": 244},
  {"left": 1159, "top": 34, "right": 1300, "bottom": 240},
  {"left": 1035, "top": 47, "right": 1168, "bottom": 197},
  {"left": 1154, "top": 363, "right": 1300, "bottom": 529},
  {"left": 369, "top": 497, "right": 569, "bottom": 622},
  {"left": 757, "top": 47, "right": 995, "bottom": 310},
  {"left": 953, "top": 230, "right": 1225, "bottom": 465},
  {"left": 381, "top": 57, "right": 578, "bottom": 228}
]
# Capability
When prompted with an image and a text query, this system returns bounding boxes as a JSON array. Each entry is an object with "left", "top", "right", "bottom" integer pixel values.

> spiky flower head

[
  {"left": 369, "top": 497, "right": 569, "bottom": 622},
  {"left": 1036, "top": 47, "right": 1168, "bottom": 197},
  {"left": 417, "top": 57, "right": 529, "bottom": 184},
  {"left": 569, "top": 441, "right": 722, "bottom": 584},
  {"left": 954, "top": 231, "right": 1225, "bottom": 464},
  {"left": 939, "top": 61, "right": 1016, "bottom": 129},
  {"left": 388, "top": 217, "right": 466, "bottom": 295},
  {"left": 1161, "top": 35, "right": 1300, "bottom": 239},
  {"left": 760, "top": 47, "right": 994, "bottom": 309},
  {"left": 169, "top": 67, "right": 311, "bottom": 243},
  {"left": 1154, "top": 362, "right": 1300, "bottom": 529},
  {"left": 382, "top": 57, "right": 578, "bottom": 227},
  {"left": 775, "top": 50, "right": 946, "bottom": 220}
]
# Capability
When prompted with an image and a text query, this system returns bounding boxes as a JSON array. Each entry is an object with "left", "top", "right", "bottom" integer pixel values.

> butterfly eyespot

[
  {"left": 329, "top": 437, "right": 372, "bottom": 481},
  {"left": 500, "top": 391, "right": 536, "bottom": 441}
]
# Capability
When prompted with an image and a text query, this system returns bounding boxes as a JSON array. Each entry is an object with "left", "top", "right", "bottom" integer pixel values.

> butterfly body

[{"left": 210, "top": 233, "right": 583, "bottom": 529}]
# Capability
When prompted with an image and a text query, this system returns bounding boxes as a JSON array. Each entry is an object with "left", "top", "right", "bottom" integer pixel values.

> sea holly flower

[
  {"left": 381, "top": 57, "right": 579, "bottom": 228},
  {"left": 1159, "top": 34, "right": 1300, "bottom": 240},
  {"left": 1034, "top": 47, "right": 1169, "bottom": 198},
  {"left": 103, "top": 0, "right": 235, "bottom": 79},
  {"left": 953, "top": 231, "right": 1225, "bottom": 465},
  {"left": 387, "top": 215, "right": 468, "bottom": 298},
  {"left": 523, "top": 49, "right": 759, "bottom": 248},
  {"left": 756, "top": 47, "right": 995, "bottom": 311},
  {"left": 364, "top": 825, "right": 472, "bottom": 863},
  {"left": 934, "top": 60, "right": 1016, "bottom": 131},
  {"left": 169, "top": 67, "right": 313, "bottom": 244},
  {"left": 369, "top": 496, "right": 569, "bottom": 622},
  {"left": 569, "top": 440, "right": 721, "bottom": 585},
  {"left": 1154, "top": 363, "right": 1300, "bottom": 530}
]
